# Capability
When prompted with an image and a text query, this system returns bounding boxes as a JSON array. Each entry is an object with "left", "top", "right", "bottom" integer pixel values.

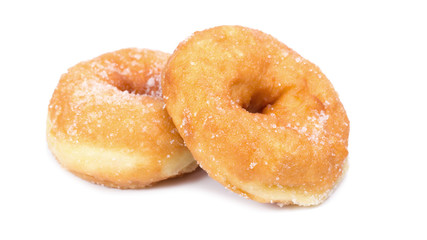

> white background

[{"left": 1, "top": 0, "right": 426, "bottom": 239}]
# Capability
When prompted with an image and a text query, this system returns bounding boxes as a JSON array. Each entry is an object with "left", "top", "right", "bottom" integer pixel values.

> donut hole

[
  {"left": 106, "top": 71, "right": 161, "bottom": 97},
  {"left": 111, "top": 73, "right": 138, "bottom": 93},
  {"left": 242, "top": 91, "right": 278, "bottom": 113},
  {"left": 230, "top": 81, "right": 284, "bottom": 114}
]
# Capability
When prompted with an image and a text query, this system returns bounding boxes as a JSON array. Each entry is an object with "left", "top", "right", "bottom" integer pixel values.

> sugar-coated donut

[
  {"left": 163, "top": 26, "right": 349, "bottom": 206},
  {"left": 47, "top": 48, "right": 197, "bottom": 189}
]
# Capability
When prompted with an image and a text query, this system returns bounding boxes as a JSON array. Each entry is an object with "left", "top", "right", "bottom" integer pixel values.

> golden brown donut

[
  {"left": 163, "top": 26, "right": 349, "bottom": 206},
  {"left": 47, "top": 48, "right": 197, "bottom": 189}
]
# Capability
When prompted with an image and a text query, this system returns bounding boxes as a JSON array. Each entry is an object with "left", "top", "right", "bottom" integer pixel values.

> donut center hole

[
  {"left": 242, "top": 91, "right": 278, "bottom": 114},
  {"left": 229, "top": 80, "right": 285, "bottom": 114},
  {"left": 108, "top": 72, "right": 161, "bottom": 97}
]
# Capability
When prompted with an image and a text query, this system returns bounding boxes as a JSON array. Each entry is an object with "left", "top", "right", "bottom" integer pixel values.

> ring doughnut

[
  {"left": 163, "top": 26, "right": 349, "bottom": 206},
  {"left": 47, "top": 48, "right": 197, "bottom": 189}
]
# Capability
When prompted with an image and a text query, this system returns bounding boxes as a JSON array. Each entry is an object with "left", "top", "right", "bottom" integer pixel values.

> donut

[
  {"left": 47, "top": 48, "right": 197, "bottom": 189},
  {"left": 163, "top": 26, "right": 349, "bottom": 206}
]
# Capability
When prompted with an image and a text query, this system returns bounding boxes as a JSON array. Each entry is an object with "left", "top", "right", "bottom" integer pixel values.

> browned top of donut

[
  {"left": 164, "top": 26, "right": 349, "bottom": 196},
  {"left": 48, "top": 49, "right": 185, "bottom": 153}
]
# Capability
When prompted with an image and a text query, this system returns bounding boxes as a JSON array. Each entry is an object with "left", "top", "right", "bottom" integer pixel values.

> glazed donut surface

[
  {"left": 47, "top": 48, "right": 197, "bottom": 188},
  {"left": 163, "top": 26, "right": 349, "bottom": 206}
]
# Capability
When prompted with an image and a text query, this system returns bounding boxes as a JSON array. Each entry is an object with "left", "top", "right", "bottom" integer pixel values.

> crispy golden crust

[
  {"left": 47, "top": 48, "right": 197, "bottom": 188},
  {"left": 163, "top": 26, "right": 349, "bottom": 206}
]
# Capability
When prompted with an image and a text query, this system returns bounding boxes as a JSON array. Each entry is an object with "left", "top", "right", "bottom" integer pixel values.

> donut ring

[
  {"left": 163, "top": 26, "right": 349, "bottom": 206},
  {"left": 47, "top": 48, "right": 197, "bottom": 189}
]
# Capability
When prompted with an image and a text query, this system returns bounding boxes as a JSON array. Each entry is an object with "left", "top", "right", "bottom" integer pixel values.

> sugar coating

[
  {"left": 163, "top": 26, "right": 350, "bottom": 206},
  {"left": 47, "top": 48, "right": 197, "bottom": 189}
]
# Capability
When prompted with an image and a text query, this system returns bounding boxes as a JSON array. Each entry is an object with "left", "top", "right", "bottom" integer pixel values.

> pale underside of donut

[{"left": 47, "top": 118, "right": 196, "bottom": 188}]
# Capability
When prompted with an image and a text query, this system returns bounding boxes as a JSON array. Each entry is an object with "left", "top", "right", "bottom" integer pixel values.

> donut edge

[
  {"left": 46, "top": 117, "right": 198, "bottom": 189},
  {"left": 216, "top": 158, "right": 349, "bottom": 207}
]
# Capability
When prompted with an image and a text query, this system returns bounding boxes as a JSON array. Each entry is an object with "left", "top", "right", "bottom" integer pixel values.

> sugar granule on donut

[
  {"left": 47, "top": 48, "right": 197, "bottom": 189},
  {"left": 163, "top": 26, "right": 349, "bottom": 206}
]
